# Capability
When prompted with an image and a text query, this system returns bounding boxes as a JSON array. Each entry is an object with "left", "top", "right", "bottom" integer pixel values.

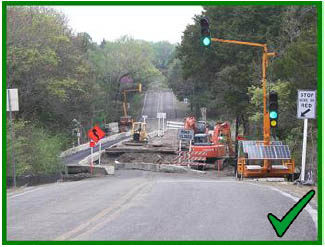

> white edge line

[
  {"left": 268, "top": 186, "right": 318, "bottom": 229},
  {"left": 8, "top": 187, "right": 44, "bottom": 199}
]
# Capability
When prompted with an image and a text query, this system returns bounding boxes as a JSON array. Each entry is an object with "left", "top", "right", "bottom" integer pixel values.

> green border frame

[{"left": 2, "top": 1, "right": 323, "bottom": 245}]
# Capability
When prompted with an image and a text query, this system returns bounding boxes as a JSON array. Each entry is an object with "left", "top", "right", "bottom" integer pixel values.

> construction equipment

[
  {"left": 184, "top": 116, "right": 207, "bottom": 134},
  {"left": 118, "top": 83, "right": 142, "bottom": 132},
  {"left": 191, "top": 122, "right": 235, "bottom": 166},
  {"left": 131, "top": 122, "right": 148, "bottom": 143}
]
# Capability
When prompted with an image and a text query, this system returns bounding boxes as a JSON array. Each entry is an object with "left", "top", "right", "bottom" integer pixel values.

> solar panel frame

[
  {"left": 241, "top": 140, "right": 283, "bottom": 153},
  {"left": 245, "top": 144, "right": 291, "bottom": 160}
]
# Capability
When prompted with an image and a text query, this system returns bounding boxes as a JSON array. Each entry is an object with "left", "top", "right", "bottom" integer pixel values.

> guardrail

[
  {"left": 166, "top": 121, "right": 183, "bottom": 130},
  {"left": 60, "top": 132, "right": 131, "bottom": 158}
]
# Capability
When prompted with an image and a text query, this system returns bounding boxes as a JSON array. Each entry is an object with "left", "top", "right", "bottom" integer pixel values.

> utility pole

[{"left": 210, "top": 38, "right": 275, "bottom": 170}]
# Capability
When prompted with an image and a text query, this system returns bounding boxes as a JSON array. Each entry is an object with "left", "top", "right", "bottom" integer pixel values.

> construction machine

[
  {"left": 191, "top": 122, "right": 235, "bottom": 168},
  {"left": 127, "top": 121, "right": 148, "bottom": 144},
  {"left": 118, "top": 83, "right": 142, "bottom": 132},
  {"left": 184, "top": 116, "right": 207, "bottom": 134}
]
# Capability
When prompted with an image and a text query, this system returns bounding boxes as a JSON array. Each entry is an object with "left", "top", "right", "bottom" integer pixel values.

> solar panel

[
  {"left": 245, "top": 144, "right": 291, "bottom": 160},
  {"left": 241, "top": 140, "right": 283, "bottom": 153},
  {"left": 274, "top": 145, "right": 291, "bottom": 159}
]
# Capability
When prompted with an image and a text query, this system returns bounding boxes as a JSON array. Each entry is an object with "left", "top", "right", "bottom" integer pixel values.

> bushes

[{"left": 6, "top": 119, "right": 66, "bottom": 176}]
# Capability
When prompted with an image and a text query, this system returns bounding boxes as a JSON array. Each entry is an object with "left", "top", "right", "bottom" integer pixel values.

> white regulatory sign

[
  {"left": 177, "top": 129, "right": 194, "bottom": 141},
  {"left": 297, "top": 90, "right": 316, "bottom": 119},
  {"left": 157, "top": 112, "right": 166, "bottom": 119},
  {"left": 7, "top": 89, "right": 19, "bottom": 112}
]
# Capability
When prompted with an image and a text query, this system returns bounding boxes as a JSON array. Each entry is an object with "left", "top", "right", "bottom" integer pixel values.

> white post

[
  {"left": 179, "top": 140, "right": 182, "bottom": 151},
  {"left": 91, "top": 146, "right": 93, "bottom": 174},
  {"left": 301, "top": 118, "right": 308, "bottom": 181},
  {"left": 8, "top": 90, "right": 16, "bottom": 187},
  {"left": 77, "top": 128, "right": 80, "bottom": 146},
  {"left": 99, "top": 142, "right": 101, "bottom": 165},
  {"left": 162, "top": 116, "right": 165, "bottom": 134}
]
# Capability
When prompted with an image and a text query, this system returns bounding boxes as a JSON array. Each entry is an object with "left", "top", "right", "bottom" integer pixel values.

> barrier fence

[
  {"left": 166, "top": 121, "right": 184, "bottom": 130},
  {"left": 173, "top": 151, "right": 207, "bottom": 167}
]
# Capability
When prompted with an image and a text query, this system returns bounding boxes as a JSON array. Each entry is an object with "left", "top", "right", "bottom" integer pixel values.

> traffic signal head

[
  {"left": 200, "top": 17, "right": 211, "bottom": 47},
  {"left": 269, "top": 91, "right": 278, "bottom": 128}
]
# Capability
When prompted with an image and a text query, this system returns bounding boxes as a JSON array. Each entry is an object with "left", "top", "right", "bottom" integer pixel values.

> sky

[{"left": 52, "top": 6, "right": 204, "bottom": 44}]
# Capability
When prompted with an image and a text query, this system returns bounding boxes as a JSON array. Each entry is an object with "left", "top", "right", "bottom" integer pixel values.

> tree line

[
  {"left": 6, "top": 6, "right": 175, "bottom": 176},
  {"left": 166, "top": 5, "right": 318, "bottom": 172}
]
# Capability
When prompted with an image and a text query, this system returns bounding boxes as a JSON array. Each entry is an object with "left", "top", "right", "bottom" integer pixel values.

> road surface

[
  {"left": 141, "top": 89, "right": 179, "bottom": 121},
  {"left": 7, "top": 170, "right": 317, "bottom": 241}
]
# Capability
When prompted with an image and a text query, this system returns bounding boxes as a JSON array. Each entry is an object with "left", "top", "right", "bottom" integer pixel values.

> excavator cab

[{"left": 193, "top": 134, "right": 211, "bottom": 146}]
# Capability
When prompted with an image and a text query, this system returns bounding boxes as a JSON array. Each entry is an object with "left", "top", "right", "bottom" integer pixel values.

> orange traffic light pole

[
  {"left": 211, "top": 38, "right": 276, "bottom": 145},
  {"left": 122, "top": 83, "right": 142, "bottom": 118}
]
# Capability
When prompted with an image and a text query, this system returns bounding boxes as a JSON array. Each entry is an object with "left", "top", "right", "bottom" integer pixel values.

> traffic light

[
  {"left": 269, "top": 91, "right": 278, "bottom": 128},
  {"left": 200, "top": 17, "right": 211, "bottom": 47}
]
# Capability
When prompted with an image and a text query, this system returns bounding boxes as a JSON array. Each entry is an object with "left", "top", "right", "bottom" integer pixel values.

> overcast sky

[{"left": 52, "top": 6, "right": 203, "bottom": 44}]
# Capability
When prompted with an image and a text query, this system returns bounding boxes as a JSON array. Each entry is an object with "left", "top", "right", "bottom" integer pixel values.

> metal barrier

[
  {"left": 173, "top": 151, "right": 207, "bottom": 167},
  {"left": 166, "top": 121, "right": 184, "bottom": 130}
]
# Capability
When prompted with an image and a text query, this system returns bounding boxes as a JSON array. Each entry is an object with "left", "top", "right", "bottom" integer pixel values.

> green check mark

[{"left": 267, "top": 189, "right": 315, "bottom": 237}]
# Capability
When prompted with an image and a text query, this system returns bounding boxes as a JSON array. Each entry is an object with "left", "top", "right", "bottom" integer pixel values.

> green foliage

[
  {"left": 87, "top": 36, "right": 162, "bottom": 122},
  {"left": 172, "top": 6, "right": 317, "bottom": 134},
  {"left": 6, "top": 120, "right": 66, "bottom": 176},
  {"left": 151, "top": 41, "right": 175, "bottom": 71}
]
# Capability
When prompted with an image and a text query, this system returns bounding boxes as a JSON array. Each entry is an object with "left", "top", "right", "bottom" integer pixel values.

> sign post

[
  {"left": 297, "top": 90, "right": 316, "bottom": 182},
  {"left": 177, "top": 128, "right": 194, "bottom": 152},
  {"left": 157, "top": 113, "right": 161, "bottom": 136},
  {"left": 161, "top": 113, "right": 166, "bottom": 134},
  {"left": 157, "top": 112, "right": 166, "bottom": 136},
  {"left": 7, "top": 89, "right": 19, "bottom": 188},
  {"left": 88, "top": 125, "right": 105, "bottom": 168}
]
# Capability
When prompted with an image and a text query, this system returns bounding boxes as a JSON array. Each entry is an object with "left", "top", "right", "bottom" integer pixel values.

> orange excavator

[
  {"left": 184, "top": 116, "right": 208, "bottom": 134},
  {"left": 191, "top": 122, "right": 235, "bottom": 164}
]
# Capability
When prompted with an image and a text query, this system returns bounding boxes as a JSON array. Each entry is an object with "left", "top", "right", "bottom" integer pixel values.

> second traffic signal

[
  {"left": 200, "top": 17, "right": 211, "bottom": 47},
  {"left": 269, "top": 91, "right": 278, "bottom": 128}
]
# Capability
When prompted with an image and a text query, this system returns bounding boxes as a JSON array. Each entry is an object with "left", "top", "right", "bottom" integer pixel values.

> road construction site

[{"left": 7, "top": 88, "right": 318, "bottom": 241}]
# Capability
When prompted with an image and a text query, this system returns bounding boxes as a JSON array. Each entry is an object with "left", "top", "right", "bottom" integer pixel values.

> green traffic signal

[
  {"left": 269, "top": 111, "right": 278, "bottom": 119},
  {"left": 201, "top": 36, "right": 211, "bottom": 47},
  {"left": 269, "top": 91, "right": 278, "bottom": 128},
  {"left": 200, "top": 17, "right": 211, "bottom": 47}
]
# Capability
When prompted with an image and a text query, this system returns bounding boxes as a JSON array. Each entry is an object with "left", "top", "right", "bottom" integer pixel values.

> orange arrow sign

[{"left": 88, "top": 125, "right": 106, "bottom": 143}]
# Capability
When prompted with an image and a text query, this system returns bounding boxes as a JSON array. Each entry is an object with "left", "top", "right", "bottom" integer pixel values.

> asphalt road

[
  {"left": 7, "top": 170, "right": 317, "bottom": 241},
  {"left": 141, "top": 89, "right": 182, "bottom": 121}
]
